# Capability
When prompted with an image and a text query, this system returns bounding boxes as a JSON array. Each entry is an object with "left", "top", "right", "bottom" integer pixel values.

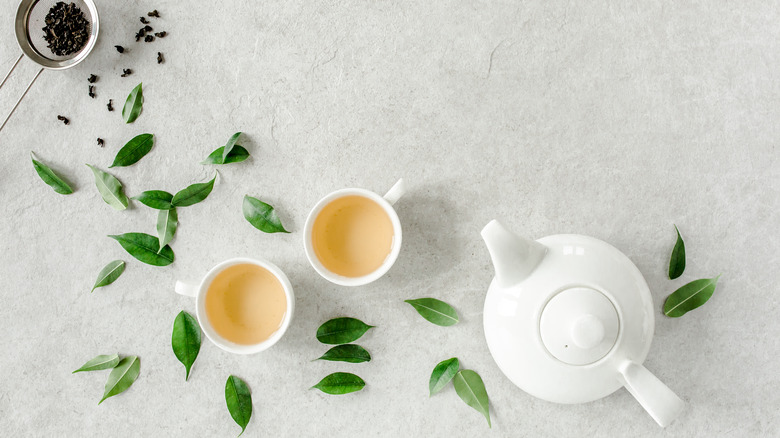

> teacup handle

[
  {"left": 383, "top": 178, "right": 406, "bottom": 206},
  {"left": 175, "top": 280, "right": 198, "bottom": 298}
]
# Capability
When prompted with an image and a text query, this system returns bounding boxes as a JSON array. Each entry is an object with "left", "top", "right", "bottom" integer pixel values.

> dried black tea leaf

[
  {"left": 157, "top": 52, "right": 164, "bottom": 64},
  {"left": 42, "top": 2, "right": 90, "bottom": 56},
  {"left": 140, "top": 17, "right": 149, "bottom": 24},
  {"left": 115, "top": 45, "right": 125, "bottom": 53},
  {"left": 147, "top": 10, "right": 160, "bottom": 18},
  {"left": 121, "top": 69, "right": 133, "bottom": 77},
  {"left": 155, "top": 31, "right": 167, "bottom": 38},
  {"left": 145, "top": 35, "right": 154, "bottom": 43},
  {"left": 57, "top": 115, "right": 69, "bottom": 125},
  {"left": 107, "top": 100, "right": 114, "bottom": 111},
  {"left": 97, "top": 138, "right": 105, "bottom": 147},
  {"left": 88, "top": 85, "right": 95, "bottom": 98},
  {"left": 88, "top": 74, "right": 97, "bottom": 83}
]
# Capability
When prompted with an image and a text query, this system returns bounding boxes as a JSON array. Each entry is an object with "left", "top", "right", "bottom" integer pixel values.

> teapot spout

[{"left": 481, "top": 220, "right": 547, "bottom": 288}]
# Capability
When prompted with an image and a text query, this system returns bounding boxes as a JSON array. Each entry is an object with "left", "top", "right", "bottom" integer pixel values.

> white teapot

[{"left": 481, "top": 220, "right": 685, "bottom": 427}]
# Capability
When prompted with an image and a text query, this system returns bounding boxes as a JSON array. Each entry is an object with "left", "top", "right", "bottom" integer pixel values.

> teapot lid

[{"left": 540, "top": 287, "right": 619, "bottom": 365}]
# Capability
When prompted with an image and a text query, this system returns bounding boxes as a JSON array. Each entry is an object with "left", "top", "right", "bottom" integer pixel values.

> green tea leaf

[
  {"left": 316, "top": 317, "right": 374, "bottom": 345},
  {"left": 225, "top": 375, "right": 252, "bottom": 436},
  {"left": 429, "top": 357, "right": 459, "bottom": 396},
  {"left": 315, "top": 344, "right": 371, "bottom": 363},
  {"left": 99, "top": 356, "right": 140, "bottom": 404},
  {"left": 453, "top": 370, "right": 491, "bottom": 427},
  {"left": 91, "top": 260, "right": 125, "bottom": 292},
  {"left": 404, "top": 298, "right": 459, "bottom": 326},
  {"left": 668, "top": 225, "right": 686, "bottom": 280},
  {"left": 87, "top": 164, "right": 129, "bottom": 210},
  {"left": 133, "top": 190, "right": 173, "bottom": 210},
  {"left": 171, "top": 174, "right": 216, "bottom": 207},
  {"left": 122, "top": 83, "right": 143, "bottom": 123},
  {"left": 157, "top": 208, "right": 178, "bottom": 252},
  {"left": 663, "top": 275, "right": 721, "bottom": 317},
  {"left": 72, "top": 354, "right": 120, "bottom": 373},
  {"left": 110, "top": 133, "right": 154, "bottom": 168},
  {"left": 171, "top": 311, "right": 201, "bottom": 381},
  {"left": 243, "top": 196, "right": 290, "bottom": 233},
  {"left": 108, "top": 232, "right": 174, "bottom": 266},
  {"left": 201, "top": 145, "right": 250, "bottom": 165},
  {"left": 311, "top": 372, "right": 365, "bottom": 395},
  {"left": 31, "top": 153, "right": 73, "bottom": 194},
  {"left": 221, "top": 132, "right": 242, "bottom": 163}
]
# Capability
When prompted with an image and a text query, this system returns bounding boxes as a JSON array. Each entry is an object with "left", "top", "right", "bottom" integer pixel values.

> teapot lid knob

[{"left": 570, "top": 314, "right": 605, "bottom": 349}]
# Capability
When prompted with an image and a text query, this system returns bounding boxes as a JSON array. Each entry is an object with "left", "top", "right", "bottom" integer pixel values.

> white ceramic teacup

[
  {"left": 174, "top": 257, "right": 295, "bottom": 355},
  {"left": 303, "top": 179, "right": 406, "bottom": 287}
]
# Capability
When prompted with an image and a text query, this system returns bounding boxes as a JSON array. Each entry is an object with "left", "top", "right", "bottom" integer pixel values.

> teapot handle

[{"left": 618, "top": 361, "right": 685, "bottom": 427}]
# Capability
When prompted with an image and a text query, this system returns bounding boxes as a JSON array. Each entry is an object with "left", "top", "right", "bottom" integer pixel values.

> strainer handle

[
  {"left": 0, "top": 54, "right": 23, "bottom": 90},
  {"left": 0, "top": 66, "right": 43, "bottom": 133}
]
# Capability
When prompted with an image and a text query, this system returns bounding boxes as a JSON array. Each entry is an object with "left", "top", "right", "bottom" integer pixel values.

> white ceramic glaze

[
  {"left": 303, "top": 179, "right": 405, "bottom": 286},
  {"left": 174, "top": 257, "right": 295, "bottom": 355},
  {"left": 481, "top": 220, "right": 685, "bottom": 427}
]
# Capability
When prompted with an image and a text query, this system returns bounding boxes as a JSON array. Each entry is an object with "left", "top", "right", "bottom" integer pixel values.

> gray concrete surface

[{"left": 0, "top": 0, "right": 778, "bottom": 436}]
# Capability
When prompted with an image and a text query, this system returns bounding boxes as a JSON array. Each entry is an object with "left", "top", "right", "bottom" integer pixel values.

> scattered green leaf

[
  {"left": 311, "top": 372, "right": 365, "bottom": 395},
  {"left": 453, "top": 369, "right": 491, "bottom": 427},
  {"left": 86, "top": 164, "right": 129, "bottom": 210},
  {"left": 31, "top": 153, "right": 73, "bottom": 194},
  {"left": 157, "top": 207, "right": 178, "bottom": 252},
  {"left": 133, "top": 190, "right": 173, "bottom": 210},
  {"left": 243, "top": 196, "right": 290, "bottom": 233},
  {"left": 91, "top": 260, "right": 125, "bottom": 292},
  {"left": 221, "top": 132, "right": 242, "bottom": 163},
  {"left": 663, "top": 275, "right": 721, "bottom": 317},
  {"left": 99, "top": 356, "right": 140, "bottom": 404},
  {"left": 668, "top": 225, "right": 686, "bottom": 280},
  {"left": 110, "top": 133, "right": 154, "bottom": 168},
  {"left": 122, "top": 83, "right": 143, "bottom": 123},
  {"left": 225, "top": 375, "right": 252, "bottom": 436},
  {"left": 171, "top": 174, "right": 216, "bottom": 207},
  {"left": 201, "top": 145, "right": 250, "bottom": 165},
  {"left": 171, "top": 311, "right": 201, "bottom": 381},
  {"left": 315, "top": 344, "right": 371, "bottom": 363},
  {"left": 405, "top": 298, "right": 459, "bottom": 326},
  {"left": 108, "top": 232, "right": 174, "bottom": 266},
  {"left": 429, "top": 357, "right": 459, "bottom": 396},
  {"left": 316, "top": 317, "right": 374, "bottom": 345},
  {"left": 72, "top": 354, "right": 120, "bottom": 373}
]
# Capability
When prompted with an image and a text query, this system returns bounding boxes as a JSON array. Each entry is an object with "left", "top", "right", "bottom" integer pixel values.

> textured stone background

[{"left": 0, "top": 0, "right": 778, "bottom": 436}]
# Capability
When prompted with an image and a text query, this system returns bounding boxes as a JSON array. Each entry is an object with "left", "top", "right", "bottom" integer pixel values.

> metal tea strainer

[{"left": 0, "top": 0, "right": 99, "bottom": 132}]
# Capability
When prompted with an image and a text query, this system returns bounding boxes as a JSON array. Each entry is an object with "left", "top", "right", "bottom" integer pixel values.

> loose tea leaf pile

[{"left": 42, "top": 2, "right": 90, "bottom": 56}]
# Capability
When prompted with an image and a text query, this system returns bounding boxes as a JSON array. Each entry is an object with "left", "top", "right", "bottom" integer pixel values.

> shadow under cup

[
  {"left": 304, "top": 190, "right": 403, "bottom": 286},
  {"left": 195, "top": 258, "right": 294, "bottom": 355}
]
